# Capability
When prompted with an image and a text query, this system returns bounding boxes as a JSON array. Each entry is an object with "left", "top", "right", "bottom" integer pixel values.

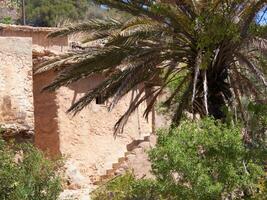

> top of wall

[
  {"left": 0, "top": 23, "right": 62, "bottom": 33},
  {"left": 0, "top": 23, "right": 68, "bottom": 52}
]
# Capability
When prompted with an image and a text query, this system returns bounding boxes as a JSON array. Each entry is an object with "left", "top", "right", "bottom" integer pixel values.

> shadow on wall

[
  {"left": 33, "top": 73, "right": 105, "bottom": 156},
  {"left": 33, "top": 71, "right": 153, "bottom": 157},
  {"left": 33, "top": 71, "right": 60, "bottom": 156},
  {"left": 67, "top": 74, "right": 104, "bottom": 106}
]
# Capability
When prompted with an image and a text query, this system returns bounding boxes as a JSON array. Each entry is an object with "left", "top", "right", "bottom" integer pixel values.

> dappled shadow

[{"left": 67, "top": 74, "right": 105, "bottom": 106}]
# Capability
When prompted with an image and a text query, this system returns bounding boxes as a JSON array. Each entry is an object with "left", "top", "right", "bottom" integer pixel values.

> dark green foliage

[
  {"left": 93, "top": 118, "right": 266, "bottom": 200},
  {"left": 247, "top": 102, "right": 267, "bottom": 143},
  {"left": 25, "top": 0, "right": 90, "bottom": 26},
  {"left": 0, "top": 139, "right": 62, "bottom": 200},
  {"left": 38, "top": 0, "right": 267, "bottom": 134},
  {"left": 244, "top": 102, "right": 267, "bottom": 166},
  {"left": 24, "top": 0, "right": 128, "bottom": 27},
  {"left": 149, "top": 118, "right": 265, "bottom": 199}
]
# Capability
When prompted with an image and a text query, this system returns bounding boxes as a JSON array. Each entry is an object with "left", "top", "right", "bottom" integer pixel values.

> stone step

[
  {"left": 95, "top": 134, "right": 151, "bottom": 185},
  {"left": 118, "top": 157, "right": 126, "bottom": 163},
  {"left": 106, "top": 168, "right": 115, "bottom": 176},
  {"left": 112, "top": 162, "right": 121, "bottom": 170}
]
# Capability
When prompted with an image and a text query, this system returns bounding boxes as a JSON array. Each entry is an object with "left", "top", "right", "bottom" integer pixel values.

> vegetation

[
  {"left": 150, "top": 118, "right": 265, "bottom": 199},
  {"left": 0, "top": 0, "right": 19, "bottom": 24},
  {"left": 0, "top": 16, "right": 13, "bottom": 24},
  {"left": 0, "top": 138, "right": 62, "bottom": 200},
  {"left": 33, "top": 1, "right": 266, "bottom": 199},
  {"left": 91, "top": 172, "right": 160, "bottom": 200},
  {"left": 85, "top": 2, "right": 130, "bottom": 21},
  {"left": 25, "top": 0, "right": 90, "bottom": 26},
  {"left": 92, "top": 118, "right": 266, "bottom": 200},
  {"left": 36, "top": 0, "right": 266, "bottom": 134},
  {"left": 23, "top": 0, "right": 128, "bottom": 27}
]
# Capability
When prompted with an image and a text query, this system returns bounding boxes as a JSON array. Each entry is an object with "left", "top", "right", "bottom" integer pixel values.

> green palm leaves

[{"left": 36, "top": 0, "right": 267, "bottom": 134}]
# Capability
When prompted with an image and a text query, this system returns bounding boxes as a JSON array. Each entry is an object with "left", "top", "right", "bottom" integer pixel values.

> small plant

[
  {"left": 0, "top": 16, "right": 13, "bottom": 24},
  {"left": 0, "top": 138, "right": 62, "bottom": 200}
]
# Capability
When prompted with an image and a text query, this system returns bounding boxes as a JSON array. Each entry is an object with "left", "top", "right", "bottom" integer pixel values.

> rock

[
  {"left": 0, "top": 123, "right": 34, "bottom": 141},
  {"left": 64, "top": 161, "right": 90, "bottom": 189},
  {"left": 59, "top": 189, "right": 91, "bottom": 200},
  {"left": 0, "top": 37, "right": 34, "bottom": 133}
]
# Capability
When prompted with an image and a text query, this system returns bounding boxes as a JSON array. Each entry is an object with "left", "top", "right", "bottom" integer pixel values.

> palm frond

[
  {"left": 39, "top": 0, "right": 267, "bottom": 134},
  {"left": 34, "top": 53, "right": 76, "bottom": 74},
  {"left": 172, "top": 81, "right": 193, "bottom": 126},
  {"left": 108, "top": 55, "right": 160, "bottom": 111},
  {"left": 163, "top": 74, "right": 190, "bottom": 108},
  {"left": 48, "top": 18, "right": 122, "bottom": 38},
  {"left": 42, "top": 46, "right": 130, "bottom": 91},
  {"left": 202, "top": 70, "right": 209, "bottom": 115},
  {"left": 240, "top": 0, "right": 266, "bottom": 39},
  {"left": 236, "top": 52, "right": 267, "bottom": 87}
]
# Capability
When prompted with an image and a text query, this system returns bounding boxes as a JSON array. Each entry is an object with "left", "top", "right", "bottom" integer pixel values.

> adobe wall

[
  {"left": 0, "top": 37, "right": 34, "bottom": 137},
  {"left": 0, "top": 25, "right": 154, "bottom": 193},
  {"left": 0, "top": 24, "right": 68, "bottom": 52},
  {"left": 0, "top": 25, "right": 153, "bottom": 185},
  {"left": 33, "top": 71, "right": 152, "bottom": 184},
  {"left": 33, "top": 71, "right": 60, "bottom": 155},
  {"left": 56, "top": 76, "right": 152, "bottom": 183}
]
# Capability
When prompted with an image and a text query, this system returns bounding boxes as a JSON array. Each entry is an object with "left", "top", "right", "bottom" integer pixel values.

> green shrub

[
  {"left": 93, "top": 118, "right": 265, "bottom": 200},
  {"left": 149, "top": 118, "right": 265, "bottom": 200},
  {"left": 25, "top": 0, "right": 89, "bottom": 27},
  {"left": 91, "top": 172, "right": 161, "bottom": 200},
  {"left": 0, "top": 138, "right": 62, "bottom": 200},
  {"left": 246, "top": 102, "right": 267, "bottom": 157}
]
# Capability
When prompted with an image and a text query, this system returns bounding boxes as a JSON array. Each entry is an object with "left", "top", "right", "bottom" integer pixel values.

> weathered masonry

[
  {"left": 0, "top": 37, "right": 33, "bottom": 140},
  {"left": 0, "top": 24, "right": 154, "bottom": 186}
]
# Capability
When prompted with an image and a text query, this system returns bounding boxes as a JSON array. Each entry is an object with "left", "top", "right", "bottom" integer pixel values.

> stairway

[{"left": 94, "top": 134, "right": 151, "bottom": 185}]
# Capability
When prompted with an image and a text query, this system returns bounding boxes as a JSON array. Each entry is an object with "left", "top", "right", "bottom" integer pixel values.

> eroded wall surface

[
  {"left": 0, "top": 37, "right": 34, "bottom": 134},
  {"left": 33, "top": 71, "right": 60, "bottom": 156},
  {"left": 0, "top": 32, "right": 153, "bottom": 188},
  {"left": 34, "top": 73, "right": 152, "bottom": 184},
  {"left": 57, "top": 76, "right": 152, "bottom": 183}
]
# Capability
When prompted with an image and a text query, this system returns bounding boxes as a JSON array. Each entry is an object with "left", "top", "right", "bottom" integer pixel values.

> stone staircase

[{"left": 94, "top": 134, "right": 151, "bottom": 185}]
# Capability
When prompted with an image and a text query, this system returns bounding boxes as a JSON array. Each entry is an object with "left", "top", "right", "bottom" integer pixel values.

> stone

[
  {"left": 0, "top": 27, "right": 158, "bottom": 191},
  {"left": 64, "top": 161, "right": 90, "bottom": 189},
  {"left": 0, "top": 123, "right": 33, "bottom": 140},
  {"left": 0, "top": 37, "right": 34, "bottom": 141},
  {"left": 59, "top": 189, "right": 91, "bottom": 200}
]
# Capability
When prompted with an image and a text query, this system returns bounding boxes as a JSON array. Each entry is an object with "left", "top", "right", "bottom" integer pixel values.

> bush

[
  {"left": 93, "top": 118, "right": 266, "bottom": 200},
  {"left": 149, "top": 118, "right": 265, "bottom": 200},
  {"left": 91, "top": 172, "right": 161, "bottom": 200},
  {"left": 0, "top": 138, "right": 62, "bottom": 200},
  {"left": 25, "top": 0, "right": 89, "bottom": 27}
]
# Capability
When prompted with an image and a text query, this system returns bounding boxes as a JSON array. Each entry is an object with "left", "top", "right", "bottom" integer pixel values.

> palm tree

[{"left": 35, "top": 0, "right": 267, "bottom": 134}]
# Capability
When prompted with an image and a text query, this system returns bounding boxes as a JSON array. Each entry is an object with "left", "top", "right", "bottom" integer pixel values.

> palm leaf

[{"left": 48, "top": 18, "right": 122, "bottom": 38}]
